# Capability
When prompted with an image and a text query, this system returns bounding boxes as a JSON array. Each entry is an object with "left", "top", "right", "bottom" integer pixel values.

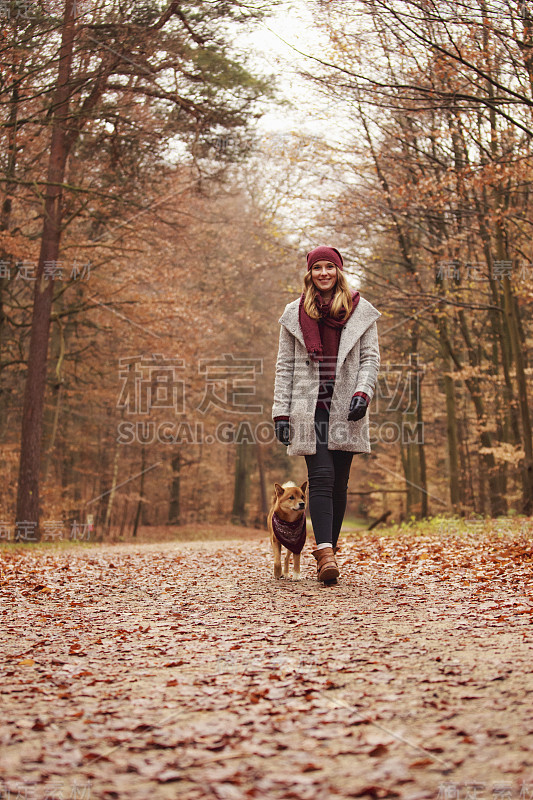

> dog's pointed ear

[
  {"left": 300, "top": 481, "right": 308, "bottom": 495},
  {"left": 274, "top": 483, "right": 284, "bottom": 497}
]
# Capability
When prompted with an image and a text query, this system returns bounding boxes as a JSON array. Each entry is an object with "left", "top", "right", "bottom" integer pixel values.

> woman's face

[{"left": 311, "top": 260, "right": 337, "bottom": 295}]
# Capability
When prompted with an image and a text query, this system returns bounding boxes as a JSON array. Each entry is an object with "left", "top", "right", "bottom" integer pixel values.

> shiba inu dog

[{"left": 268, "top": 481, "right": 307, "bottom": 580}]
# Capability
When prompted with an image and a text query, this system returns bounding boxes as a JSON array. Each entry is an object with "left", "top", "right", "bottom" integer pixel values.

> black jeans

[{"left": 304, "top": 407, "right": 354, "bottom": 547}]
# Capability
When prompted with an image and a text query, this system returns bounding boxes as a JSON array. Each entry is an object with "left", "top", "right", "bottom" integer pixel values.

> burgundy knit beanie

[{"left": 307, "top": 246, "right": 344, "bottom": 271}]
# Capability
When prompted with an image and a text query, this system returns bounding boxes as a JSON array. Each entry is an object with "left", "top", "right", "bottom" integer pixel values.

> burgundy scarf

[
  {"left": 272, "top": 512, "right": 307, "bottom": 554},
  {"left": 299, "top": 290, "right": 360, "bottom": 390},
  {"left": 299, "top": 290, "right": 360, "bottom": 364}
]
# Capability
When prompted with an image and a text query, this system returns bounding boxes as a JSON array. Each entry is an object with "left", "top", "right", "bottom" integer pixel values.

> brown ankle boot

[
  {"left": 312, "top": 547, "right": 340, "bottom": 583},
  {"left": 328, "top": 546, "right": 339, "bottom": 583}
]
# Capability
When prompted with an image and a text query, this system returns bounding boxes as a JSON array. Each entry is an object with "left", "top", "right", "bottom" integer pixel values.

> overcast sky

[{"left": 234, "top": 1, "right": 333, "bottom": 136}]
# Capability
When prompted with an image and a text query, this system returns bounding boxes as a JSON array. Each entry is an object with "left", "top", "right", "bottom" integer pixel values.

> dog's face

[{"left": 273, "top": 481, "right": 307, "bottom": 517}]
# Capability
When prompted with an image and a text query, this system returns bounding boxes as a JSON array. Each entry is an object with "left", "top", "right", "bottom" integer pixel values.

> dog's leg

[
  {"left": 271, "top": 535, "right": 282, "bottom": 579},
  {"left": 282, "top": 548, "right": 290, "bottom": 578},
  {"left": 293, "top": 552, "right": 301, "bottom": 580}
]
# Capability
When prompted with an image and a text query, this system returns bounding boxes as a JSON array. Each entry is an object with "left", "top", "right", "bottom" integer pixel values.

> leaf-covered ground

[{"left": 1, "top": 524, "right": 533, "bottom": 800}]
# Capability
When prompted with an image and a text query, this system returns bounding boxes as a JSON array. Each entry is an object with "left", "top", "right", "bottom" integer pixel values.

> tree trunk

[
  {"left": 400, "top": 429, "right": 418, "bottom": 517},
  {"left": 501, "top": 272, "right": 533, "bottom": 514},
  {"left": 231, "top": 440, "right": 250, "bottom": 526},
  {"left": 15, "top": 0, "right": 76, "bottom": 539},
  {"left": 95, "top": 425, "right": 111, "bottom": 528},
  {"left": 104, "top": 439, "right": 121, "bottom": 535},
  {"left": 415, "top": 361, "right": 428, "bottom": 518},
  {"left": 255, "top": 442, "right": 269, "bottom": 522},
  {"left": 168, "top": 451, "right": 181, "bottom": 525},
  {"left": 0, "top": 26, "right": 20, "bottom": 437},
  {"left": 132, "top": 446, "right": 146, "bottom": 538},
  {"left": 442, "top": 351, "right": 461, "bottom": 512},
  {"left": 43, "top": 317, "right": 66, "bottom": 483},
  {"left": 119, "top": 498, "right": 129, "bottom": 539}
]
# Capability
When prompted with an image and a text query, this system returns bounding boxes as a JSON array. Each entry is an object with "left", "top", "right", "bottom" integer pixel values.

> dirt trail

[{"left": 1, "top": 531, "right": 532, "bottom": 799}]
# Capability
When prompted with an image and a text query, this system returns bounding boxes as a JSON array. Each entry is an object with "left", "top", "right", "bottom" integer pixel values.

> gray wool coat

[{"left": 272, "top": 296, "right": 381, "bottom": 456}]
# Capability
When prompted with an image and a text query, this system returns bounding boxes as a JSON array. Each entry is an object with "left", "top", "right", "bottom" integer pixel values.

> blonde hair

[{"left": 302, "top": 266, "right": 353, "bottom": 320}]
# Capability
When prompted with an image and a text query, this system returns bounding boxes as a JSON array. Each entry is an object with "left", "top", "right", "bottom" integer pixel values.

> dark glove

[
  {"left": 275, "top": 420, "right": 291, "bottom": 446},
  {"left": 348, "top": 395, "right": 368, "bottom": 422}
]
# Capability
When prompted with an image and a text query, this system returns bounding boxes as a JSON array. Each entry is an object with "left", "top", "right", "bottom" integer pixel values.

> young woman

[{"left": 272, "top": 246, "right": 381, "bottom": 584}]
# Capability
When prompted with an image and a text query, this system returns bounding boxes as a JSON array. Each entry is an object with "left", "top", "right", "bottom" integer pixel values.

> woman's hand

[
  {"left": 275, "top": 420, "right": 291, "bottom": 446},
  {"left": 347, "top": 395, "right": 368, "bottom": 422}
]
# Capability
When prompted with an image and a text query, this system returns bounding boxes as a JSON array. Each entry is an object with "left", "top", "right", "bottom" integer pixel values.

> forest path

[{"left": 1, "top": 530, "right": 532, "bottom": 800}]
